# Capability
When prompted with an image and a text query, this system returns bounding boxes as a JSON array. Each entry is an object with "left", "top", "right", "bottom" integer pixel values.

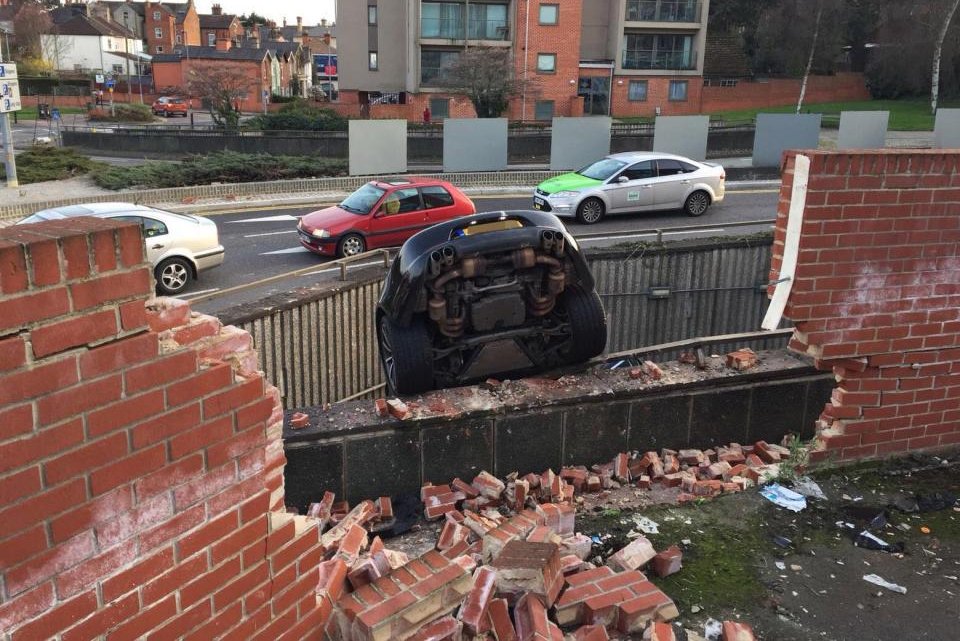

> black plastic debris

[{"left": 854, "top": 530, "right": 905, "bottom": 554}]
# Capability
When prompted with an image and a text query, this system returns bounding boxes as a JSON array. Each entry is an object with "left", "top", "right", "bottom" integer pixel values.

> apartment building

[{"left": 335, "top": 0, "right": 710, "bottom": 120}]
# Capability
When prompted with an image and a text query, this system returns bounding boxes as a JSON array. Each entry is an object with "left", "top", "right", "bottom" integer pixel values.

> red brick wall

[
  {"left": 0, "top": 220, "right": 329, "bottom": 639},
  {"left": 701, "top": 73, "right": 869, "bottom": 113},
  {"left": 771, "top": 150, "right": 960, "bottom": 463}
]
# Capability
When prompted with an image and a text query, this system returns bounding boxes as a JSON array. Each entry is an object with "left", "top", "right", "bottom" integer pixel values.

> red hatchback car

[{"left": 297, "top": 178, "right": 476, "bottom": 258}]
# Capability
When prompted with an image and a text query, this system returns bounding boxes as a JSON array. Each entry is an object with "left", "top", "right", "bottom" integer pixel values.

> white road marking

[
  {"left": 243, "top": 230, "right": 298, "bottom": 238},
  {"left": 260, "top": 246, "right": 310, "bottom": 256},
  {"left": 179, "top": 287, "right": 220, "bottom": 299},
  {"left": 226, "top": 214, "right": 299, "bottom": 223}
]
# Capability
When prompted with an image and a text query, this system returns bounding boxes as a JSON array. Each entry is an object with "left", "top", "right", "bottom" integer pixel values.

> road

[{"left": 184, "top": 188, "right": 780, "bottom": 316}]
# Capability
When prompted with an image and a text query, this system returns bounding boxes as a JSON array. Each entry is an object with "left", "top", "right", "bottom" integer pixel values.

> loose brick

[{"left": 651, "top": 546, "right": 683, "bottom": 578}]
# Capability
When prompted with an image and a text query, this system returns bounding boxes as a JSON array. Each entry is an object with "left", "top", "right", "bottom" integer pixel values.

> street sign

[
  {"left": 51, "top": 108, "right": 61, "bottom": 121},
  {"left": 105, "top": 78, "right": 116, "bottom": 88},
  {"left": 96, "top": 74, "right": 105, "bottom": 84},
  {"left": 0, "top": 64, "right": 21, "bottom": 113}
]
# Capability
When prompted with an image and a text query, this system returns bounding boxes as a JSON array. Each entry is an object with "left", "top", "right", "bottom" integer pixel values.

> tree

[
  {"left": 186, "top": 63, "right": 254, "bottom": 130},
  {"left": 796, "top": 0, "right": 825, "bottom": 112},
  {"left": 12, "top": 2, "right": 50, "bottom": 61},
  {"left": 239, "top": 12, "right": 269, "bottom": 28},
  {"left": 439, "top": 47, "right": 537, "bottom": 118},
  {"left": 931, "top": 0, "right": 960, "bottom": 113}
]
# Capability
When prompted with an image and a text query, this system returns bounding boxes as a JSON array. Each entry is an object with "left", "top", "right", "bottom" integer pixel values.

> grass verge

[{"left": 0, "top": 146, "right": 106, "bottom": 185}]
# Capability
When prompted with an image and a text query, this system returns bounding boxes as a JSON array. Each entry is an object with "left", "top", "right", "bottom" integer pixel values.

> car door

[
  {"left": 111, "top": 215, "right": 170, "bottom": 266},
  {"left": 368, "top": 187, "right": 427, "bottom": 248},
  {"left": 653, "top": 158, "right": 695, "bottom": 209},
  {"left": 420, "top": 185, "right": 463, "bottom": 225},
  {"left": 604, "top": 160, "right": 656, "bottom": 213}
]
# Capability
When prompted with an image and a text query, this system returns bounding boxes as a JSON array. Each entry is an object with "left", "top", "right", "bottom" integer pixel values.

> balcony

[
  {"left": 421, "top": 2, "right": 509, "bottom": 41},
  {"left": 625, "top": 0, "right": 701, "bottom": 23},
  {"left": 622, "top": 48, "right": 697, "bottom": 71}
]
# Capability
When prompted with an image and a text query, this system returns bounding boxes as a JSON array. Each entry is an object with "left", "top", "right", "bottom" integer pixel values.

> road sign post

[{"left": 0, "top": 63, "right": 22, "bottom": 189}]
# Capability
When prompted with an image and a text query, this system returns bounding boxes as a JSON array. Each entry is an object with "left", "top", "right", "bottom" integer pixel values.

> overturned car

[{"left": 376, "top": 210, "right": 607, "bottom": 395}]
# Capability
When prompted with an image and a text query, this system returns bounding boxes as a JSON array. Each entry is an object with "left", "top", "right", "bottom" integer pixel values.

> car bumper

[
  {"left": 298, "top": 231, "right": 336, "bottom": 256},
  {"left": 533, "top": 194, "right": 576, "bottom": 217},
  {"left": 195, "top": 246, "right": 225, "bottom": 272}
]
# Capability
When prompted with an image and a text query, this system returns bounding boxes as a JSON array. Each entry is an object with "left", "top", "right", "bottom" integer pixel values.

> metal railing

[
  {"left": 626, "top": 0, "right": 701, "bottom": 22},
  {"left": 623, "top": 49, "right": 697, "bottom": 71}
]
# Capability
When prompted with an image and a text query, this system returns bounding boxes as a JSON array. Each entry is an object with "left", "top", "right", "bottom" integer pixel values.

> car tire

[
  {"left": 155, "top": 257, "right": 192, "bottom": 296},
  {"left": 561, "top": 283, "right": 607, "bottom": 363},
  {"left": 337, "top": 233, "right": 366, "bottom": 258},
  {"left": 683, "top": 190, "right": 711, "bottom": 217},
  {"left": 576, "top": 197, "right": 605, "bottom": 225},
  {"left": 379, "top": 315, "right": 434, "bottom": 395}
]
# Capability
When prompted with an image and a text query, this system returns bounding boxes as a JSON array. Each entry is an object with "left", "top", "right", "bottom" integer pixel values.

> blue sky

[{"left": 196, "top": 0, "right": 336, "bottom": 27}]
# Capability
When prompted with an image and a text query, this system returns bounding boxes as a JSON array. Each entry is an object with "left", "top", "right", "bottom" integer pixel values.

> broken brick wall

[
  {"left": 0, "top": 219, "right": 328, "bottom": 639},
  {"left": 771, "top": 150, "right": 960, "bottom": 463}
]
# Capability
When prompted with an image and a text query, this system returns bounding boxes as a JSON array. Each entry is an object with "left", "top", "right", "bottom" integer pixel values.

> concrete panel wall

[
  {"left": 349, "top": 119, "right": 407, "bottom": 175},
  {"left": 752, "top": 113, "right": 821, "bottom": 167},
  {"left": 653, "top": 116, "right": 710, "bottom": 161},
  {"left": 443, "top": 118, "right": 508, "bottom": 172},
  {"left": 282, "top": 361, "right": 834, "bottom": 507},
  {"left": 837, "top": 111, "right": 889, "bottom": 149},
  {"left": 550, "top": 117, "right": 612, "bottom": 170},
  {"left": 934, "top": 108, "right": 960, "bottom": 148}
]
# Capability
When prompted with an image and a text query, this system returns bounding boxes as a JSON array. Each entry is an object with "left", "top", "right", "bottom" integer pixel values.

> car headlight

[
  {"left": 552, "top": 191, "right": 580, "bottom": 198},
  {"left": 312, "top": 229, "right": 331, "bottom": 239}
]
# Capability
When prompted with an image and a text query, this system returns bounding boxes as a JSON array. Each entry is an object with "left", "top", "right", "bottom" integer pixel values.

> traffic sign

[
  {"left": 96, "top": 74, "right": 105, "bottom": 84},
  {"left": 0, "top": 64, "right": 18, "bottom": 80},
  {"left": 51, "top": 108, "right": 61, "bottom": 121},
  {"left": 105, "top": 78, "right": 115, "bottom": 88}
]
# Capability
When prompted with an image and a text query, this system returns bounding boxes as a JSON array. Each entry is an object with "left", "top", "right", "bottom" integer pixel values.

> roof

[
  {"left": 95, "top": 2, "right": 146, "bottom": 17},
  {"left": 50, "top": 14, "right": 137, "bottom": 39},
  {"left": 199, "top": 14, "right": 238, "bottom": 30},
  {"left": 25, "top": 202, "right": 170, "bottom": 220},
  {"left": 280, "top": 24, "right": 335, "bottom": 40},
  {"left": 606, "top": 151, "right": 698, "bottom": 163},
  {"left": 152, "top": 45, "right": 271, "bottom": 63}
]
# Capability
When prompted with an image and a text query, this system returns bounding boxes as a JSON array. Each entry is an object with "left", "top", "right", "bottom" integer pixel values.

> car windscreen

[
  {"left": 340, "top": 184, "right": 386, "bottom": 215},
  {"left": 577, "top": 158, "right": 628, "bottom": 181}
]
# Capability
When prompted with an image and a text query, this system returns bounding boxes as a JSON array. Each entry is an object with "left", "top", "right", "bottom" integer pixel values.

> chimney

[
  {"left": 296, "top": 16, "right": 303, "bottom": 30},
  {"left": 211, "top": 3, "right": 222, "bottom": 15},
  {"left": 320, "top": 18, "right": 327, "bottom": 27},
  {"left": 215, "top": 37, "right": 231, "bottom": 51}
]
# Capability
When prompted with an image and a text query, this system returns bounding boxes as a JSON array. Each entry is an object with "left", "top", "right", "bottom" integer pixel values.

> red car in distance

[{"left": 297, "top": 178, "right": 476, "bottom": 258}]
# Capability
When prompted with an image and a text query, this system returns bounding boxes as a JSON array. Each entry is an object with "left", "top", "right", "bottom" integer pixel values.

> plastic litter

[
  {"left": 863, "top": 573, "right": 907, "bottom": 594},
  {"left": 634, "top": 516, "right": 659, "bottom": 534},
  {"left": 772, "top": 535, "right": 793, "bottom": 548},
  {"left": 854, "top": 530, "right": 905, "bottom": 554},
  {"left": 704, "top": 618, "right": 723, "bottom": 641},
  {"left": 920, "top": 526, "right": 931, "bottom": 534},
  {"left": 760, "top": 483, "right": 807, "bottom": 512},
  {"left": 792, "top": 477, "right": 827, "bottom": 500},
  {"left": 775, "top": 561, "right": 786, "bottom": 570},
  {"left": 591, "top": 535, "right": 602, "bottom": 544},
  {"left": 916, "top": 491, "right": 958, "bottom": 513}
]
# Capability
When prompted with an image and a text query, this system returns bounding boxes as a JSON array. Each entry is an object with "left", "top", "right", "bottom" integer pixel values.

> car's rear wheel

[
  {"left": 379, "top": 315, "right": 434, "bottom": 395},
  {"left": 576, "top": 198, "right": 605, "bottom": 224},
  {"left": 561, "top": 284, "right": 607, "bottom": 363},
  {"left": 337, "top": 234, "right": 366, "bottom": 258},
  {"left": 155, "top": 257, "right": 192, "bottom": 296},
  {"left": 683, "top": 190, "right": 711, "bottom": 217}
]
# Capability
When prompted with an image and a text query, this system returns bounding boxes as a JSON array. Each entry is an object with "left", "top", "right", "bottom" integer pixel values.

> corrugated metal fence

[{"left": 231, "top": 236, "right": 786, "bottom": 409}]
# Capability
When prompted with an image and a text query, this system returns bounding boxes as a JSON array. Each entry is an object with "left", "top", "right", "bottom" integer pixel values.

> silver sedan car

[
  {"left": 19, "top": 202, "right": 224, "bottom": 295},
  {"left": 533, "top": 152, "right": 726, "bottom": 223}
]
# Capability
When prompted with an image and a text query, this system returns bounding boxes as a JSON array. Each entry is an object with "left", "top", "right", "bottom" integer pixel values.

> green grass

[
  {"left": 709, "top": 98, "right": 960, "bottom": 131},
  {"left": 14, "top": 106, "right": 86, "bottom": 120}
]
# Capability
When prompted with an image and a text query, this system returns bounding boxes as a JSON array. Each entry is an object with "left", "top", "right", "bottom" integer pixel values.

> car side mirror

[{"left": 618, "top": 175, "right": 630, "bottom": 183}]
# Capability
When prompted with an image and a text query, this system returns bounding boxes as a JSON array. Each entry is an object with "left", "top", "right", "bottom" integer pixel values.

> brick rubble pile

[{"left": 305, "top": 440, "right": 780, "bottom": 640}]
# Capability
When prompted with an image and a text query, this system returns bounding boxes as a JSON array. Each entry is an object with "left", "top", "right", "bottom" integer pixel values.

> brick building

[
  {"left": 199, "top": 3, "right": 243, "bottom": 48},
  {"left": 144, "top": 0, "right": 199, "bottom": 54},
  {"left": 335, "top": 0, "right": 712, "bottom": 120}
]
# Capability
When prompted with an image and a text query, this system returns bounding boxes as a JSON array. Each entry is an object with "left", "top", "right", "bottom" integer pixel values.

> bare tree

[
  {"left": 931, "top": 0, "right": 960, "bottom": 113},
  {"left": 796, "top": 0, "right": 825, "bottom": 113},
  {"left": 439, "top": 47, "right": 537, "bottom": 118},
  {"left": 12, "top": 3, "right": 51, "bottom": 69},
  {"left": 186, "top": 63, "right": 255, "bottom": 129}
]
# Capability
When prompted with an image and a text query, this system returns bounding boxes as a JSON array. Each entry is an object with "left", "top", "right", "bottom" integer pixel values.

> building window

[
  {"left": 156, "top": 46, "right": 164, "bottom": 53},
  {"left": 468, "top": 3, "right": 508, "bottom": 39},
  {"left": 421, "top": 49, "right": 460, "bottom": 85},
  {"left": 112, "top": 64, "right": 123, "bottom": 74},
  {"left": 539, "top": 4, "right": 559, "bottom": 25},
  {"left": 625, "top": 0, "right": 699, "bottom": 22},
  {"left": 534, "top": 100, "right": 554, "bottom": 120},
  {"left": 153, "top": 10, "right": 161, "bottom": 20},
  {"left": 628, "top": 80, "right": 648, "bottom": 101},
  {"left": 536, "top": 53, "right": 556, "bottom": 73},
  {"left": 369, "top": 51, "right": 379, "bottom": 70},
  {"left": 154, "top": 27, "right": 162, "bottom": 39},
  {"left": 207, "top": 32, "right": 215, "bottom": 46},
  {"left": 368, "top": 5, "right": 377, "bottom": 25},
  {"left": 430, "top": 97, "right": 450, "bottom": 119},
  {"left": 176, "top": 33, "right": 182, "bottom": 44},
  {"left": 622, "top": 34, "right": 694, "bottom": 70},
  {"left": 669, "top": 79, "right": 688, "bottom": 101},
  {"left": 421, "top": 2, "right": 463, "bottom": 39}
]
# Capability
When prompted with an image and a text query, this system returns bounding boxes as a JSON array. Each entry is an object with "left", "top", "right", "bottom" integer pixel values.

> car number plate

[{"left": 533, "top": 196, "right": 545, "bottom": 209}]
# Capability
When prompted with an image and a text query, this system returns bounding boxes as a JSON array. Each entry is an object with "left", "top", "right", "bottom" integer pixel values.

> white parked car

[
  {"left": 19, "top": 202, "right": 224, "bottom": 295},
  {"left": 533, "top": 152, "right": 726, "bottom": 223}
]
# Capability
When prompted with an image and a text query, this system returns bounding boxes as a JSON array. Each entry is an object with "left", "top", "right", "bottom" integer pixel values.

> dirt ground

[{"left": 385, "top": 452, "right": 960, "bottom": 640}]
